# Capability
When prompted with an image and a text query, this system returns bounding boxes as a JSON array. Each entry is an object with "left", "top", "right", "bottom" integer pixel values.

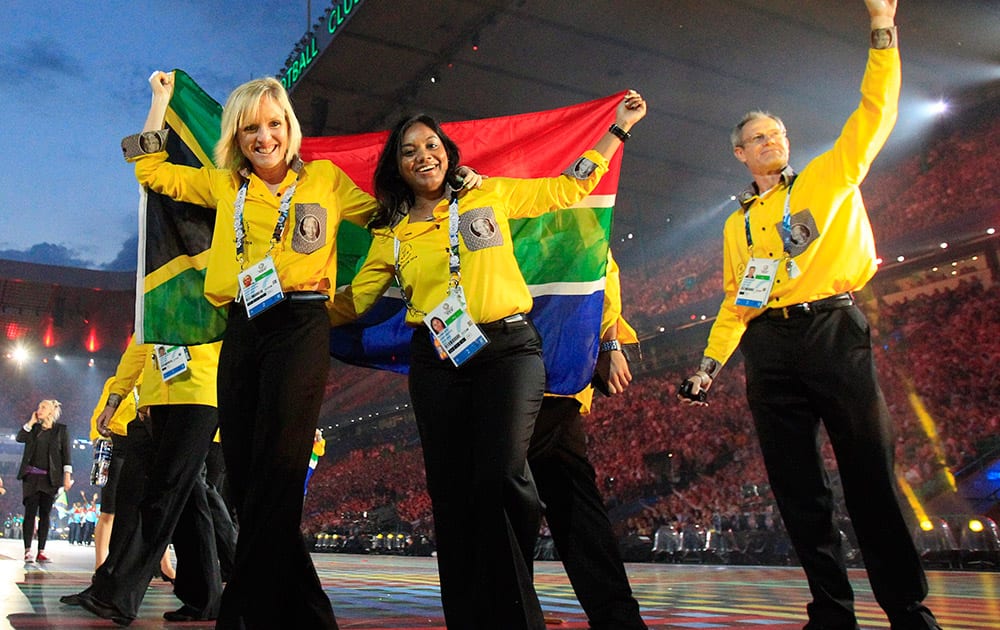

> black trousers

[
  {"left": 90, "top": 405, "right": 220, "bottom": 619},
  {"left": 741, "top": 305, "right": 938, "bottom": 630},
  {"left": 529, "top": 397, "right": 646, "bottom": 630},
  {"left": 205, "top": 442, "right": 237, "bottom": 582},
  {"left": 22, "top": 483, "right": 55, "bottom": 551},
  {"left": 216, "top": 299, "right": 337, "bottom": 630},
  {"left": 409, "top": 318, "right": 546, "bottom": 630}
]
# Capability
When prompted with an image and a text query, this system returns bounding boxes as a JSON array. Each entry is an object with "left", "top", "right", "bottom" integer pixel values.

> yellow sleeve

[
  {"left": 601, "top": 251, "right": 623, "bottom": 338},
  {"left": 108, "top": 340, "right": 150, "bottom": 399},
  {"left": 328, "top": 230, "right": 397, "bottom": 326},
  {"left": 492, "top": 150, "right": 609, "bottom": 220},
  {"left": 602, "top": 251, "right": 638, "bottom": 344},
  {"left": 703, "top": 213, "right": 753, "bottom": 367},
  {"left": 132, "top": 151, "right": 221, "bottom": 209},
  {"left": 329, "top": 164, "right": 379, "bottom": 229}
]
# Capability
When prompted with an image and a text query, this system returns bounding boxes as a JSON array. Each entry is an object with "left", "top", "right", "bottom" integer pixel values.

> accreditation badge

[
  {"left": 735, "top": 257, "right": 780, "bottom": 308},
  {"left": 238, "top": 256, "right": 285, "bottom": 318},
  {"left": 424, "top": 287, "right": 488, "bottom": 367},
  {"left": 154, "top": 344, "right": 191, "bottom": 381}
]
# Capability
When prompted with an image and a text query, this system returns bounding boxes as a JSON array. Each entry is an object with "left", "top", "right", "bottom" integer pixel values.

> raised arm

[
  {"left": 143, "top": 70, "right": 175, "bottom": 132},
  {"left": 593, "top": 90, "right": 647, "bottom": 162},
  {"left": 865, "top": 0, "right": 897, "bottom": 30}
]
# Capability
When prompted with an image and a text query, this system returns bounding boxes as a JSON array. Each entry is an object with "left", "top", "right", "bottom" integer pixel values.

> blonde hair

[
  {"left": 41, "top": 399, "right": 62, "bottom": 422},
  {"left": 214, "top": 77, "right": 303, "bottom": 173}
]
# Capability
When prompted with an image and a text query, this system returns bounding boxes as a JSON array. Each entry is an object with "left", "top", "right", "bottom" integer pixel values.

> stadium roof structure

[
  {"left": 276, "top": 0, "right": 999, "bottom": 261},
  {"left": 0, "top": 260, "right": 134, "bottom": 359}
]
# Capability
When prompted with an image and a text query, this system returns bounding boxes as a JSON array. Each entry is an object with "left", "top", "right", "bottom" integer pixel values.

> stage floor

[{"left": 1, "top": 539, "right": 997, "bottom": 629}]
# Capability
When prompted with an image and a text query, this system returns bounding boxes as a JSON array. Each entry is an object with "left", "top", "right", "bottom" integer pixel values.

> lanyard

[
  {"left": 233, "top": 178, "right": 298, "bottom": 270},
  {"left": 743, "top": 179, "right": 794, "bottom": 253},
  {"left": 446, "top": 191, "right": 461, "bottom": 289},
  {"left": 393, "top": 192, "right": 462, "bottom": 315}
]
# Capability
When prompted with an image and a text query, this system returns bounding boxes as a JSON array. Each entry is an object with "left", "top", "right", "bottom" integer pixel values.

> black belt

[
  {"left": 287, "top": 291, "right": 329, "bottom": 302},
  {"left": 478, "top": 313, "right": 529, "bottom": 332},
  {"left": 760, "top": 293, "right": 854, "bottom": 320}
]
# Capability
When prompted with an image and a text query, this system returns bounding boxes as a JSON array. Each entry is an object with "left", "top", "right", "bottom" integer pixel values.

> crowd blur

[{"left": 303, "top": 279, "right": 1000, "bottom": 558}]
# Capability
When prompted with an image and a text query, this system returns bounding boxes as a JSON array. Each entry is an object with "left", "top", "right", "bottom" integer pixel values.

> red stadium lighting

[
  {"left": 5, "top": 322, "right": 29, "bottom": 340},
  {"left": 86, "top": 328, "right": 100, "bottom": 353},
  {"left": 43, "top": 320, "right": 56, "bottom": 348}
]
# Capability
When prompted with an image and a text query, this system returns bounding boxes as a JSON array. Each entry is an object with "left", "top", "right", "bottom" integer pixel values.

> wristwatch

[
  {"left": 121, "top": 129, "right": 169, "bottom": 159},
  {"left": 599, "top": 339, "right": 622, "bottom": 353}
]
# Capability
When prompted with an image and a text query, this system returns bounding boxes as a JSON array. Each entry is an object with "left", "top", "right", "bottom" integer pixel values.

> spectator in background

[
  {"left": 305, "top": 429, "right": 326, "bottom": 495},
  {"left": 16, "top": 399, "right": 72, "bottom": 563}
]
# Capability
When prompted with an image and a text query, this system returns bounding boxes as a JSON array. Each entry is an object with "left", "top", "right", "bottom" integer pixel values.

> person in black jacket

[{"left": 16, "top": 399, "right": 73, "bottom": 563}]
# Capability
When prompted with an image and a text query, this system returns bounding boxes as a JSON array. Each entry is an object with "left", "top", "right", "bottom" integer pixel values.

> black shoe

[
  {"left": 78, "top": 593, "right": 134, "bottom": 627},
  {"left": 59, "top": 592, "right": 84, "bottom": 606},
  {"left": 160, "top": 570, "right": 176, "bottom": 584},
  {"left": 164, "top": 605, "right": 215, "bottom": 622}
]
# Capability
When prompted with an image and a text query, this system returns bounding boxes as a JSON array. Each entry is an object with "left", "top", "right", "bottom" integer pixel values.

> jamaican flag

[{"left": 135, "top": 69, "right": 227, "bottom": 345}]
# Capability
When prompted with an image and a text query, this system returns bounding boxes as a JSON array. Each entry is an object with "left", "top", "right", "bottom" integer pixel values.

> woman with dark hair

[
  {"left": 17, "top": 399, "right": 72, "bottom": 563},
  {"left": 331, "top": 91, "right": 646, "bottom": 629}
]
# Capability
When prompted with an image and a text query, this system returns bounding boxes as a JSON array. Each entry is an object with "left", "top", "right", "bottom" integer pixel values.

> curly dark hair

[{"left": 369, "top": 114, "right": 462, "bottom": 230}]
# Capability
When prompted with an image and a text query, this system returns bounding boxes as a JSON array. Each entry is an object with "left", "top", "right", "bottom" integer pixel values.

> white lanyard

[{"left": 233, "top": 177, "right": 298, "bottom": 270}]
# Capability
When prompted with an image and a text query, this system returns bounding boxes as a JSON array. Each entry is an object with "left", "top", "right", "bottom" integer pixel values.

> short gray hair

[{"left": 731, "top": 111, "right": 786, "bottom": 149}]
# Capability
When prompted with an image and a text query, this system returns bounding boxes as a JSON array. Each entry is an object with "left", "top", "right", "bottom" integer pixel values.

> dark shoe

[
  {"left": 59, "top": 592, "right": 84, "bottom": 606},
  {"left": 164, "top": 605, "right": 215, "bottom": 622},
  {"left": 160, "top": 570, "right": 176, "bottom": 584},
  {"left": 78, "top": 593, "right": 134, "bottom": 627}
]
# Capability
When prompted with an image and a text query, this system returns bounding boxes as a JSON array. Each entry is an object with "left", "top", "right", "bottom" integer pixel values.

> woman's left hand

[
  {"left": 615, "top": 90, "right": 647, "bottom": 130},
  {"left": 455, "top": 166, "right": 486, "bottom": 190}
]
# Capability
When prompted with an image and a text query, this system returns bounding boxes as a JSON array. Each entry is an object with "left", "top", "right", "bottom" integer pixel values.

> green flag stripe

[
  {"left": 169, "top": 70, "right": 222, "bottom": 162},
  {"left": 142, "top": 269, "right": 228, "bottom": 342},
  {"left": 511, "top": 206, "right": 612, "bottom": 284}
]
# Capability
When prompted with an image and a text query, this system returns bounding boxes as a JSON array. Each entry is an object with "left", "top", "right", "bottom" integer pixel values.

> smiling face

[
  {"left": 237, "top": 94, "right": 290, "bottom": 182},
  {"left": 398, "top": 122, "right": 449, "bottom": 197},
  {"left": 733, "top": 116, "right": 790, "bottom": 177}
]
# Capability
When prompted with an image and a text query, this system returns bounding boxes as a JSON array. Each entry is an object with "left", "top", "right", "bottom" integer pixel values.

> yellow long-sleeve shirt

[
  {"left": 329, "top": 150, "right": 609, "bottom": 327},
  {"left": 108, "top": 338, "right": 222, "bottom": 408},
  {"left": 89, "top": 376, "right": 138, "bottom": 440},
  {"left": 130, "top": 152, "right": 377, "bottom": 306},
  {"left": 704, "top": 47, "right": 900, "bottom": 368}
]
